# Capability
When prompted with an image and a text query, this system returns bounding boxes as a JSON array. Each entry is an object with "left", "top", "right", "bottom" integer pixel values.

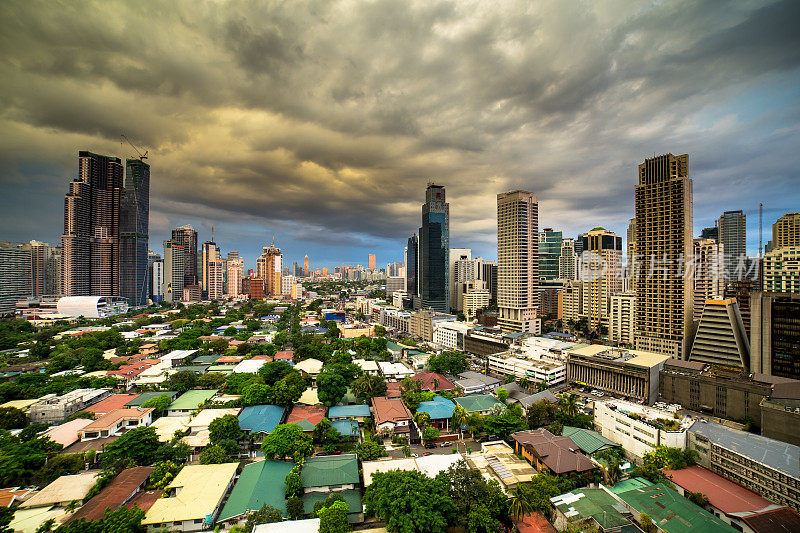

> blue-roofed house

[
  {"left": 327, "top": 405, "right": 371, "bottom": 424},
  {"left": 332, "top": 419, "right": 360, "bottom": 440},
  {"left": 238, "top": 405, "right": 285, "bottom": 440},
  {"left": 417, "top": 396, "right": 455, "bottom": 430}
]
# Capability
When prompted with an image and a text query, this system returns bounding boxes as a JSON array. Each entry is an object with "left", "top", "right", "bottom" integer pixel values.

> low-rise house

[
  {"left": 79, "top": 408, "right": 154, "bottom": 440},
  {"left": 297, "top": 388, "right": 320, "bottom": 406},
  {"left": 511, "top": 429, "right": 596, "bottom": 476},
  {"left": 560, "top": 426, "right": 621, "bottom": 457},
  {"left": 551, "top": 488, "right": 634, "bottom": 532},
  {"left": 469, "top": 441, "right": 537, "bottom": 489},
  {"left": 43, "top": 418, "right": 93, "bottom": 447},
  {"left": 377, "top": 361, "right": 414, "bottom": 381},
  {"left": 500, "top": 384, "right": 557, "bottom": 409},
  {"left": 63, "top": 467, "right": 153, "bottom": 524},
  {"left": 188, "top": 408, "right": 241, "bottom": 433},
  {"left": 410, "top": 372, "right": 456, "bottom": 392},
  {"left": 217, "top": 460, "right": 294, "bottom": 526},
  {"left": 371, "top": 397, "right": 412, "bottom": 435},
  {"left": 327, "top": 404, "right": 371, "bottom": 424},
  {"left": 454, "top": 394, "right": 503, "bottom": 415},
  {"left": 253, "top": 518, "right": 320, "bottom": 532},
  {"left": 29, "top": 389, "right": 111, "bottom": 424},
  {"left": 151, "top": 415, "right": 190, "bottom": 442},
  {"left": 352, "top": 359, "right": 379, "bottom": 376},
  {"left": 232, "top": 359, "right": 266, "bottom": 374},
  {"left": 274, "top": 351, "right": 294, "bottom": 361},
  {"left": 125, "top": 391, "right": 179, "bottom": 407},
  {"left": 362, "top": 454, "right": 464, "bottom": 486},
  {"left": 454, "top": 371, "right": 500, "bottom": 395},
  {"left": 416, "top": 396, "right": 456, "bottom": 430},
  {"left": 295, "top": 358, "right": 324, "bottom": 383},
  {"left": 286, "top": 404, "right": 327, "bottom": 433},
  {"left": 301, "top": 454, "right": 362, "bottom": 523},
  {"left": 20, "top": 471, "right": 100, "bottom": 509},
  {"left": 85, "top": 394, "right": 142, "bottom": 416},
  {"left": 142, "top": 463, "right": 238, "bottom": 532},
  {"left": 160, "top": 349, "right": 199, "bottom": 368},
  {"left": 238, "top": 405, "right": 285, "bottom": 436},
  {"left": 0, "top": 487, "right": 35, "bottom": 507},
  {"left": 167, "top": 390, "right": 218, "bottom": 416}
]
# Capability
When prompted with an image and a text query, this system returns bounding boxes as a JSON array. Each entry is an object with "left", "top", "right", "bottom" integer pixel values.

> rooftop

[
  {"left": 471, "top": 441, "right": 537, "bottom": 488},
  {"left": 43, "top": 417, "right": 93, "bottom": 447},
  {"left": 327, "top": 404, "right": 371, "bottom": 419},
  {"left": 567, "top": 344, "right": 671, "bottom": 368},
  {"left": 301, "top": 454, "right": 360, "bottom": 488},
  {"left": 295, "top": 358, "right": 324, "bottom": 374},
  {"left": 65, "top": 466, "right": 153, "bottom": 523},
  {"left": 125, "top": 391, "right": 178, "bottom": 407},
  {"left": 511, "top": 429, "right": 596, "bottom": 475},
  {"left": 411, "top": 372, "right": 456, "bottom": 391},
  {"left": 238, "top": 404, "right": 286, "bottom": 434},
  {"left": 550, "top": 488, "right": 631, "bottom": 530},
  {"left": 81, "top": 407, "right": 153, "bottom": 432},
  {"left": 188, "top": 408, "right": 241, "bottom": 430},
  {"left": 417, "top": 395, "right": 456, "bottom": 420},
  {"left": 151, "top": 415, "right": 190, "bottom": 441},
  {"left": 20, "top": 471, "right": 100, "bottom": 508},
  {"left": 741, "top": 507, "right": 800, "bottom": 533},
  {"left": 454, "top": 394, "right": 503, "bottom": 413},
  {"left": 371, "top": 396, "right": 412, "bottom": 425},
  {"left": 561, "top": 426, "right": 621, "bottom": 455},
  {"left": 688, "top": 420, "right": 800, "bottom": 479},
  {"left": 168, "top": 389, "right": 218, "bottom": 411},
  {"left": 362, "top": 454, "right": 464, "bottom": 486},
  {"left": 663, "top": 466, "right": 772, "bottom": 515},
  {"left": 286, "top": 404, "right": 327, "bottom": 431},
  {"left": 301, "top": 489, "right": 362, "bottom": 518},
  {"left": 218, "top": 460, "right": 294, "bottom": 521}
]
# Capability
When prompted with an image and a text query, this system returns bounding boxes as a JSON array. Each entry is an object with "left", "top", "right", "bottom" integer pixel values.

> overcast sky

[{"left": 1, "top": 0, "right": 798, "bottom": 271}]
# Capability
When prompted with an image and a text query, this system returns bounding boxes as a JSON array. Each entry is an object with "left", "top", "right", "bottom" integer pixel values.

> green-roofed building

[
  {"left": 176, "top": 365, "right": 208, "bottom": 375},
  {"left": 454, "top": 394, "right": 504, "bottom": 414},
  {"left": 167, "top": 389, "right": 217, "bottom": 415},
  {"left": 217, "top": 460, "right": 294, "bottom": 524},
  {"left": 206, "top": 365, "right": 234, "bottom": 374},
  {"left": 551, "top": 488, "right": 633, "bottom": 531},
  {"left": 302, "top": 489, "right": 363, "bottom": 523},
  {"left": 125, "top": 391, "right": 178, "bottom": 407},
  {"left": 301, "top": 454, "right": 360, "bottom": 491},
  {"left": 562, "top": 426, "right": 621, "bottom": 456},
  {"left": 614, "top": 482, "right": 737, "bottom": 533},
  {"left": 192, "top": 354, "right": 221, "bottom": 365},
  {"left": 606, "top": 477, "right": 652, "bottom": 494}
]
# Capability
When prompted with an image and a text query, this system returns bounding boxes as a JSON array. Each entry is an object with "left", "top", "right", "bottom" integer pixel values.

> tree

[
  {"left": 140, "top": 395, "right": 172, "bottom": 415},
  {"left": 318, "top": 500, "right": 351, "bottom": 533},
  {"left": 241, "top": 383, "right": 273, "bottom": 406},
  {"left": 285, "top": 468, "right": 302, "bottom": 498},
  {"left": 355, "top": 439, "right": 388, "bottom": 461},
  {"left": 199, "top": 445, "right": 233, "bottom": 464},
  {"left": 317, "top": 371, "right": 348, "bottom": 407},
  {"left": 374, "top": 325, "right": 386, "bottom": 336},
  {"left": 244, "top": 504, "right": 282, "bottom": 533},
  {"left": 165, "top": 370, "right": 197, "bottom": 393},
  {"left": 313, "top": 493, "right": 346, "bottom": 517},
  {"left": 526, "top": 400, "right": 557, "bottom": 428},
  {"left": 364, "top": 470, "right": 456, "bottom": 533},
  {"left": 56, "top": 505, "right": 146, "bottom": 533},
  {"left": 0, "top": 506, "right": 13, "bottom": 533},
  {"left": 639, "top": 513, "right": 657, "bottom": 533},
  {"left": 261, "top": 424, "right": 313, "bottom": 462},
  {"left": 209, "top": 338, "right": 230, "bottom": 354},
  {"left": 351, "top": 373, "right": 387, "bottom": 404},
  {"left": 558, "top": 393, "right": 580, "bottom": 419},
  {"left": 686, "top": 491, "right": 710, "bottom": 508},
  {"left": 422, "top": 426, "right": 440, "bottom": 442},
  {"left": 258, "top": 361, "right": 293, "bottom": 385},
  {"left": 467, "top": 504, "right": 501, "bottom": 533},
  {"left": 437, "top": 461, "right": 508, "bottom": 531},
  {"left": 496, "top": 388, "right": 508, "bottom": 404},
  {"left": 224, "top": 326, "right": 238, "bottom": 336},
  {"left": 509, "top": 486, "right": 533, "bottom": 525},
  {"left": 272, "top": 372, "right": 308, "bottom": 407},
  {"left": 209, "top": 414, "right": 242, "bottom": 444},
  {"left": 101, "top": 427, "right": 160, "bottom": 468},
  {"left": 148, "top": 461, "right": 180, "bottom": 489},
  {"left": 0, "top": 407, "right": 28, "bottom": 429},
  {"left": 427, "top": 351, "right": 468, "bottom": 375},
  {"left": 286, "top": 496, "right": 305, "bottom": 520}
]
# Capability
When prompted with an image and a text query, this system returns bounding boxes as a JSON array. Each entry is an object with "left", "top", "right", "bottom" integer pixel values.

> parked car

[
  {"left": 424, "top": 442, "right": 436, "bottom": 449},
  {"left": 423, "top": 452, "right": 432, "bottom": 456}
]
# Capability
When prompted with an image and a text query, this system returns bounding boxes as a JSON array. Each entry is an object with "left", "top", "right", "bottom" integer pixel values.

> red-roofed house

[
  {"left": 741, "top": 507, "right": 800, "bottom": 533},
  {"left": 0, "top": 487, "right": 35, "bottom": 507},
  {"left": 63, "top": 466, "right": 153, "bottom": 524},
  {"left": 286, "top": 404, "right": 326, "bottom": 432},
  {"left": 371, "top": 397, "right": 412, "bottom": 435},
  {"left": 515, "top": 513, "right": 558, "bottom": 533},
  {"left": 411, "top": 372, "right": 456, "bottom": 392},
  {"left": 385, "top": 382, "right": 402, "bottom": 399},
  {"left": 86, "top": 394, "right": 141, "bottom": 416},
  {"left": 107, "top": 360, "right": 159, "bottom": 384},
  {"left": 511, "top": 429, "right": 596, "bottom": 476},
  {"left": 274, "top": 351, "right": 294, "bottom": 361}
]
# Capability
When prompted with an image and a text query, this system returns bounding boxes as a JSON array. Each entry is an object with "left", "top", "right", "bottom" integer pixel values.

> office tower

[
  {"left": 762, "top": 247, "right": 800, "bottom": 293},
  {"left": 689, "top": 298, "right": 749, "bottom": 370},
  {"left": 171, "top": 225, "right": 198, "bottom": 287},
  {"left": 386, "top": 276, "right": 405, "bottom": 295},
  {"left": 151, "top": 259, "right": 163, "bottom": 302},
  {"left": 304, "top": 255, "right": 309, "bottom": 277},
  {"left": 626, "top": 218, "right": 637, "bottom": 293},
  {"left": 772, "top": 212, "right": 800, "bottom": 248},
  {"left": 201, "top": 241, "right": 221, "bottom": 293},
  {"left": 0, "top": 241, "right": 32, "bottom": 315},
  {"left": 579, "top": 227, "right": 622, "bottom": 328},
  {"left": 281, "top": 274, "right": 296, "bottom": 296},
  {"left": 718, "top": 210, "right": 746, "bottom": 284},
  {"left": 462, "top": 281, "right": 491, "bottom": 321},
  {"left": 62, "top": 151, "right": 124, "bottom": 296},
  {"left": 574, "top": 233, "right": 586, "bottom": 256},
  {"left": 207, "top": 257, "right": 223, "bottom": 300},
  {"left": 701, "top": 226, "right": 719, "bottom": 241},
  {"left": 162, "top": 239, "right": 184, "bottom": 303},
  {"left": 609, "top": 292, "right": 635, "bottom": 345},
  {"left": 751, "top": 292, "right": 800, "bottom": 379},
  {"left": 559, "top": 238, "right": 578, "bottom": 280},
  {"left": 476, "top": 259, "right": 497, "bottom": 304},
  {"left": 30, "top": 241, "right": 61, "bottom": 296},
  {"left": 419, "top": 183, "right": 449, "bottom": 313},
  {"left": 634, "top": 153, "right": 693, "bottom": 359},
  {"left": 538, "top": 228, "right": 562, "bottom": 281},
  {"left": 292, "top": 261, "right": 300, "bottom": 277},
  {"left": 497, "top": 190, "right": 539, "bottom": 333},
  {"left": 227, "top": 258, "right": 244, "bottom": 296},
  {"left": 405, "top": 234, "right": 418, "bottom": 297},
  {"left": 562, "top": 280, "right": 584, "bottom": 323},
  {"left": 449, "top": 248, "right": 472, "bottom": 310},
  {"left": 257, "top": 244, "right": 282, "bottom": 296},
  {"left": 119, "top": 158, "right": 150, "bottom": 307},
  {"left": 692, "top": 238, "right": 724, "bottom": 321},
  {"left": 368, "top": 253, "right": 376, "bottom": 270}
]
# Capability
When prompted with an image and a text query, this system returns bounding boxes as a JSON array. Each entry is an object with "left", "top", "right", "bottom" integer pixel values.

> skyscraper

[
  {"left": 579, "top": 227, "right": 622, "bottom": 327},
  {"left": 626, "top": 218, "right": 637, "bottom": 293},
  {"left": 171, "top": 225, "right": 198, "bottom": 288},
  {"left": 634, "top": 153, "right": 693, "bottom": 359},
  {"left": 30, "top": 241, "right": 61, "bottom": 297},
  {"left": 405, "top": 234, "right": 418, "bottom": 298},
  {"left": 304, "top": 254, "right": 309, "bottom": 277},
  {"left": 497, "top": 190, "right": 539, "bottom": 333},
  {"left": 119, "top": 158, "right": 150, "bottom": 306},
  {"left": 62, "top": 151, "right": 123, "bottom": 296},
  {"left": 700, "top": 226, "right": 719, "bottom": 241},
  {"left": 449, "top": 248, "right": 472, "bottom": 310},
  {"left": 257, "top": 244, "right": 282, "bottom": 296},
  {"left": 0, "top": 241, "right": 32, "bottom": 316},
  {"left": 538, "top": 228, "right": 562, "bottom": 281},
  {"left": 772, "top": 212, "right": 800, "bottom": 248},
  {"left": 163, "top": 239, "right": 184, "bottom": 303},
  {"left": 692, "top": 237, "right": 724, "bottom": 321},
  {"left": 207, "top": 257, "right": 224, "bottom": 300},
  {"left": 559, "top": 238, "right": 578, "bottom": 280},
  {"left": 368, "top": 253, "right": 376, "bottom": 270},
  {"left": 227, "top": 258, "right": 244, "bottom": 296},
  {"left": 751, "top": 292, "right": 800, "bottom": 379},
  {"left": 201, "top": 241, "right": 221, "bottom": 293},
  {"left": 419, "top": 183, "right": 449, "bottom": 312},
  {"left": 717, "top": 210, "right": 746, "bottom": 284}
]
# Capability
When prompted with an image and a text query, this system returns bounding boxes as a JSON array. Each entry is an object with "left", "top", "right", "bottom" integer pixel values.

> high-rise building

[
  {"left": 449, "top": 248, "right": 472, "bottom": 311},
  {"left": 405, "top": 234, "right": 418, "bottom": 298},
  {"left": 609, "top": 292, "right": 635, "bottom": 345},
  {"left": 62, "top": 151, "right": 124, "bottom": 297},
  {"left": 634, "top": 153, "right": 693, "bottom": 359},
  {"left": 257, "top": 244, "right": 282, "bottom": 296},
  {"left": 762, "top": 246, "right": 800, "bottom": 293},
  {"left": 574, "top": 233, "right": 586, "bottom": 256},
  {"left": 162, "top": 239, "right": 184, "bottom": 303},
  {"left": 462, "top": 281, "right": 491, "bottom": 322},
  {"left": 304, "top": 254, "right": 309, "bottom": 277},
  {"left": 477, "top": 259, "right": 498, "bottom": 304},
  {"left": 700, "top": 226, "right": 719, "bottom": 241},
  {"left": 119, "top": 159, "right": 150, "bottom": 307},
  {"left": 772, "top": 212, "right": 800, "bottom": 248},
  {"left": 227, "top": 258, "right": 244, "bottom": 296},
  {"left": 201, "top": 241, "right": 221, "bottom": 293},
  {"left": 151, "top": 258, "right": 163, "bottom": 302},
  {"left": 579, "top": 227, "right": 622, "bottom": 327},
  {"left": 281, "top": 274, "right": 296, "bottom": 296},
  {"left": 750, "top": 292, "right": 800, "bottom": 379},
  {"left": 559, "top": 238, "right": 578, "bottom": 281},
  {"left": 562, "top": 280, "right": 584, "bottom": 323},
  {"left": 368, "top": 253, "right": 376, "bottom": 270},
  {"left": 171, "top": 225, "right": 198, "bottom": 288},
  {"left": 688, "top": 298, "right": 749, "bottom": 370},
  {"left": 30, "top": 241, "right": 61, "bottom": 297},
  {"left": 419, "top": 183, "right": 449, "bottom": 313},
  {"left": 497, "top": 190, "right": 539, "bottom": 333},
  {"left": 538, "top": 228, "right": 562, "bottom": 281},
  {"left": 626, "top": 218, "right": 637, "bottom": 293},
  {"left": 0, "top": 241, "right": 32, "bottom": 316},
  {"left": 692, "top": 238, "right": 724, "bottom": 322},
  {"left": 718, "top": 210, "right": 746, "bottom": 284}
]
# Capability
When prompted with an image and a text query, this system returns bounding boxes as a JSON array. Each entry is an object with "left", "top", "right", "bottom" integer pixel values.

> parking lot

[{"left": 385, "top": 438, "right": 481, "bottom": 459}]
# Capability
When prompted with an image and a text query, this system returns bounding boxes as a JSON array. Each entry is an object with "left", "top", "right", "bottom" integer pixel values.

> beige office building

[
  {"left": 692, "top": 238, "right": 724, "bottom": 321},
  {"left": 609, "top": 292, "right": 635, "bottom": 345},
  {"left": 579, "top": 227, "right": 622, "bottom": 327},
  {"left": 497, "top": 191, "right": 539, "bottom": 333},
  {"left": 226, "top": 258, "right": 243, "bottom": 296},
  {"left": 627, "top": 218, "right": 637, "bottom": 294},
  {"left": 772, "top": 212, "right": 800, "bottom": 248},
  {"left": 634, "top": 154, "right": 694, "bottom": 359},
  {"left": 762, "top": 246, "right": 800, "bottom": 293},
  {"left": 256, "top": 244, "right": 282, "bottom": 297},
  {"left": 562, "top": 280, "right": 584, "bottom": 323}
]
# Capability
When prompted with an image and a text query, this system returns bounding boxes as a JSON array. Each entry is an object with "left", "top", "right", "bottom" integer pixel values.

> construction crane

[{"left": 121, "top": 134, "right": 148, "bottom": 161}]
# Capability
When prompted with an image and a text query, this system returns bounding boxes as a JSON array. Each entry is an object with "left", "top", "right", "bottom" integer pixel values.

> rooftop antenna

[{"left": 211, "top": 225, "right": 215, "bottom": 243}]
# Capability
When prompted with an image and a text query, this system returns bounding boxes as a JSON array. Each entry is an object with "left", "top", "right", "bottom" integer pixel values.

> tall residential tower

[
  {"left": 119, "top": 158, "right": 150, "bottom": 306},
  {"left": 419, "top": 183, "right": 449, "bottom": 313}
]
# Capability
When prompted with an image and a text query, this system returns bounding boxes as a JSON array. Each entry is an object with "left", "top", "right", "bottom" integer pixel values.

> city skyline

[{"left": 0, "top": 2, "right": 798, "bottom": 268}]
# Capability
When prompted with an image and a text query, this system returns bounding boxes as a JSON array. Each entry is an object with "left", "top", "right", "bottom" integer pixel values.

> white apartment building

[
  {"left": 562, "top": 280, "right": 584, "bottom": 323},
  {"left": 513, "top": 336, "right": 577, "bottom": 363},
  {"left": 381, "top": 307, "right": 411, "bottom": 333},
  {"left": 226, "top": 258, "right": 243, "bottom": 296},
  {"left": 594, "top": 399, "right": 692, "bottom": 461},
  {"left": 433, "top": 321, "right": 472, "bottom": 350},
  {"left": 609, "top": 292, "right": 635, "bottom": 345},
  {"left": 281, "top": 274, "right": 296, "bottom": 296},
  {"left": 487, "top": 352, "right": 566, "bottom": 386},
  {"left": 462, "top": 282, "right": 491, "bottom": 321}
]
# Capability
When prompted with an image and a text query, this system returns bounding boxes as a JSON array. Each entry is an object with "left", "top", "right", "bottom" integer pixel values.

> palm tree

[
  {"left": 559, "top": 393, "right": 580, "bottom": 419},
  {"left": 451, "top": 405, "right": 467, "bottom": 435},
  {"left": 509, "top": 486, "right": 533, "bottom": 526}
]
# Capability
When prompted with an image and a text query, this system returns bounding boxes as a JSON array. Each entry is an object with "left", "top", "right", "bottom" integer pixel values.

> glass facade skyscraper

[
  {"left": 538, "top": 228, "right": 562, "bottom": 280},
  {"left": 172, "top": 224, "right": 198, "bottom": 288},
  {"left": 419, "top": 184, "right": 449, "bottom": 313},
  {"left": 119, "top": 159, "right": 150, "bottom": 306},
  {"left": 406, "top": 233, "right": 418, "bottom": 296}
]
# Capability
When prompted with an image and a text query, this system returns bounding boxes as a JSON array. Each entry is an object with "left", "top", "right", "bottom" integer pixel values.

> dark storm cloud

[{"left": 0, "top": 0, "right": 799, "bottom": 261}]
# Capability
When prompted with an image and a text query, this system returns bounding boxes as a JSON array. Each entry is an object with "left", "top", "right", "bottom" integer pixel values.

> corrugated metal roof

[
  {"left": 301, "top": 454, "right": 359, "bottom": 488},
  {"left": 238, "top": 405, "right": 285, "bottom": 434},
  {"left": 168, "top": 389, "right": 218, "bottom": 410},
  {"left": 218, "top": 460, "right": 294, "bottom": 521}
]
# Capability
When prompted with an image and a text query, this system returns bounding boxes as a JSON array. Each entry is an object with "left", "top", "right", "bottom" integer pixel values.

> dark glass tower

[
  {"left": 406, "top": 234, "right": 418, "bottom": 296},
  {"left": 539, "top": 228, "right": 562, "bottom": 280},
  {"left": 172, "top": 225, "right": 198, "bottom": 287},
  {"left": 419, "top": 183, "right": 449, "bottom": 313},
  {"left": 119, "top": 159, "right": 150, "bottom": 306}
]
